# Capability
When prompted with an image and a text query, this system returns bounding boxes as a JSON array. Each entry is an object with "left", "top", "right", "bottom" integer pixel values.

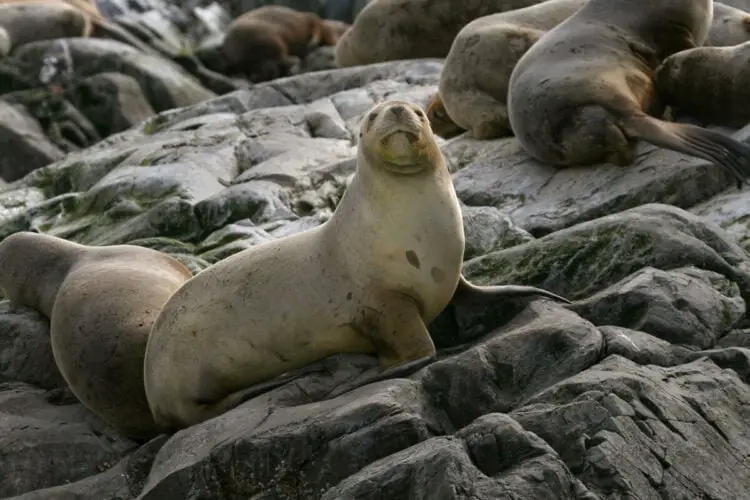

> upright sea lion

[
  {"left": 438, "top": 0, "right": 586, "bottom": 140},
  {"left": 506, "top": 0, "right": 750, "bottom": 186},
  {"left": 222, "top": 5, "right": 344, "bottom": 82},
  {"left": 334, "top": 0, "right": 547, "bottom": 67},
  {"left": 0, "top": 1, "right": 91, "bottom": 54},
  {"left": 143, "top": 100, "right": 569, "bottom": 430},
  {"left": 708, "top": 2, "right": 750, "bottom": 46},
  {"left": 654, "top": 41, "right": 750, "bottom": 128},
  {"left": 0, "top": 232, "right": 193, "bottom": 440}
]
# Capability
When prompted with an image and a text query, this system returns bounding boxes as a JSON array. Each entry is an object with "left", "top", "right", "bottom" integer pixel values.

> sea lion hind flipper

[
  {"left": 623, "top": 114, "right": 750, "bottom": 187},
  {"left": 453, "top": 275, "right": 571, "bottom": 304}
]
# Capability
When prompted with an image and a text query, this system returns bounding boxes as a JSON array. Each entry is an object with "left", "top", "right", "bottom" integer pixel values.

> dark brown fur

[
  {"left": 223, "top": 5, "right": 345, "bottom": 82},
  {"left": 654, "top": 41, "right": 750, "bottom": 128},
  {"left": 425, "top": 92, "right": 465, "bottom": 139},
  {"left": 507, "top": 0, "right": 750, "bottom": 186}
]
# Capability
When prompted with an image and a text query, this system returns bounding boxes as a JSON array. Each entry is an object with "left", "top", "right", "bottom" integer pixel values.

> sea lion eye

[
  {"left": 415, "top": 109, "right": 425, "bottom": 119},
  {"left": 367, "top": 112, "right": 377, "bottom": 124}
]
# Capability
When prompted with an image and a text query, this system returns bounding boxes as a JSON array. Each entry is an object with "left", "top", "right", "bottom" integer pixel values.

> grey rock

[
  {"left": 68, "top": 72, "right": 156, "bottom": 137},
  {"left": 0, "top": 58, "right": 749, "bottom": 499},
  {"left": 13, "top": 38, "right": 215, "bottom": 113},
  {"left": 0, "top": 100, "right": 64, "bottom": 182}
]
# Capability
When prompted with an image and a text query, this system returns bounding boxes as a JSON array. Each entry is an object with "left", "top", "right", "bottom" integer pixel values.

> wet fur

[
  {"left": 655, "top": 41, "right": 750, "bottom": 128},
  {"left": 507, "top": 0, "right": 750, "bottom": 186},
  {"left": 438, "top": 0, "right": 587, "bottom": 140}
]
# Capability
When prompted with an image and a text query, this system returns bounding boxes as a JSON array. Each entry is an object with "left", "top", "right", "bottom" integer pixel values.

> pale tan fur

[
  {"left": 0, "top": 1, "right": 92, "bottom": 53},
  {"left": 334, "top": 0, "right": 548, "bottom": 67},
  {"left": 142, "top": 99, "right": 568, "bottom": 431},
  {"left": 707, "top": 2, "right": 750, "bottom": 46},
  {"left": 0, "top": 232, "right": 193, "bottom": 440},
  {"left": 438, "top": 0, "right": 587, "bottom": 140}
]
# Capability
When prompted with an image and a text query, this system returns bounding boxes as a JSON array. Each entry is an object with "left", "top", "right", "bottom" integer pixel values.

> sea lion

[
  {"left": 438, "top": 0, "right": 586, "bottom": 140},
  {"left": 320, "top": 18, "right": 350, "bottom": 45},
  {"left": 334, "top": 0, "right": 548, "bottom": 67},
  {"left": 0, "top": 232, "right": 193, "bottom": 440},
  {"left": 222, "top": 5, "right": 343, "bottom": 82},
  {"left": 708, "top": 2, "right": 750, "bottom": 46},
  {"left": 654, "top": 41, "right": 750, "bottom": 128},
  {"left": 0, "top": 1, "right": 91, "bottom": 54},
  {"left": 143, "top": 99, "right": 570, "bottom": 430},
  {"left": 506, "top": 0, "right": 750, "bottom": 186},
  {"left": 425, "top": 91, "right": 465, "bottom": 139},
  {"left": 0, "top": 0, "right": 161, "bottom": 55}
]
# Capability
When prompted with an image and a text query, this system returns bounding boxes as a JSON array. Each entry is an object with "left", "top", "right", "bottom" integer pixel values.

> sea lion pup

[
  {"left": 439, "top": 0, "right": 587, "bottom": 140},
  {"left": 708, "top": 2, "right": 750, "bottom": 46},
  {"left": 0, "top": 232, "right": 193, "bottom": 440},
  {"left": 222, "top": 5, "right": 339, "bottom": 82},
  {"left": 506, "top": 0, "right": 750, "bottom": 187},
  {"left": 654, "top": 41, "right": 750, "bottom": 128},
  {"left": 143, "top": 100, "right": 569, "bottom": 430},
  {"left": 334, "top": 0, "right": 547, "bottom": 67},
  {"left": 0, "top": 1, "right": 91, "bottom": 53}
]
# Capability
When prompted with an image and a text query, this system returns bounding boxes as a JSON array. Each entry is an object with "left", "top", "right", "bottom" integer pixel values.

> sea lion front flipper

[
  {"left": 453, "top": 275, "right": 571, "bottom": 304},
  {"left": 326, "top": 294, "right": 438, "bottom": 398}
]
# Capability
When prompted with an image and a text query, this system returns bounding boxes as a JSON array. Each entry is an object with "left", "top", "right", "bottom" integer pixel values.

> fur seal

[
  {"left": 143, "top": 100, "right": 570, "bottom": 430},
  {"left": 334, "top": 0, "right": 548, "bottom": 67},
  {"left": 0, "top": 1, "right": 91, "bottom": 53},
  {"left": 438, "top": 0, "right": 586, "bottom": 140},
  {"left": 708, "top": 2, "right": 750, "bottom": 46},
  {"left": 654, "top": 41, "right": 750, "bottom": 128},
  {"left": 506, "top": 0, "right": 750, "bottom": 186},
  {"left": 222, "top": 5, "right": 346, "bottom": 82},
  {"left": 0, "top": 232, "right": 193, "bottom": 440}
]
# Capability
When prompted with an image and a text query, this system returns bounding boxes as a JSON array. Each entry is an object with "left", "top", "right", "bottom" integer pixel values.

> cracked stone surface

[{"left": 1, "top": 59, "right": 750, "bottom": 499}]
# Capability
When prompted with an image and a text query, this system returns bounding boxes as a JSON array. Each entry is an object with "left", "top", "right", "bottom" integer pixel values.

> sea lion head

[
  {"left": 358, "top": 100, "right": 441, "bottom": 174},
  {"left": 653, "top": 51, "right": 688, "bottom": 101}
]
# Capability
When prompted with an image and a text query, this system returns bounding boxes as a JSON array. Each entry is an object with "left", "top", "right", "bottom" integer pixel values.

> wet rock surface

[{"left": 1, "top": 33, "right": 750, "bottom": 500}]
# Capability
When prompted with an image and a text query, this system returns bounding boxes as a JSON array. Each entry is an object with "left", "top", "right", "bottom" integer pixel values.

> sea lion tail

[
  {"left": 623, "top": 114, "right": 750, "bottom": 187},
  {"left": 454, "top": 275, "right": 571, "bottom": 304}
]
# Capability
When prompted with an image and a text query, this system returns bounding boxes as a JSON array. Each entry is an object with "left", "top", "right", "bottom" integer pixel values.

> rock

[
  {"left": 512, "top": 355, "right": 750, "bottom": 499},
  {"left": 12, "top": 38, "right": 216, "bottom": 113},
  {"left": 67, "top": 72, "right": 156, "bottom": 137},
  {"left": 0, "top": 57, "right": 750, "bottom": 498},
  {"left": 0, "top": 100, "right": 64, "bottom": 182},
  {"left": 446, "top": 134, "right": 745, "bottom": 236},
  {"left": 570, "top": 266, "right": 746, "bottom": 349},
  {"left": 0, "top": 382, "right": 136, "bottom": 498},
  {"left": 462, "top": 203, "right": 750, "bottom": 304}
]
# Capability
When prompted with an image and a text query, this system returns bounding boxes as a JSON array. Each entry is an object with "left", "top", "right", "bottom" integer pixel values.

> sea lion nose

[{"left": 389, "top": 105, "right": 406, "bottom": 118}]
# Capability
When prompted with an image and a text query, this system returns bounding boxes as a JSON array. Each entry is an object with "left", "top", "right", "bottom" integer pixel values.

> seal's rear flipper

[
  {"left": 453, "top": 275, "right": 570, "bottom": 304},
  {"left": 624, "top": 114, "right": 750, "bottom": 188}
]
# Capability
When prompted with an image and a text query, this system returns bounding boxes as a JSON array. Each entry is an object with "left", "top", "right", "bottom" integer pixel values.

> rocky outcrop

[{"left": 2, "top": 58, "right": 750, "bottom": 499}]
